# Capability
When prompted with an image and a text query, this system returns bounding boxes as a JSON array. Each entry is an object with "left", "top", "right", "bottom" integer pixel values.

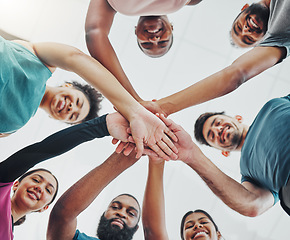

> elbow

[
  {"left": 85, "top": 27, "right": 105, "bottom": 46},
  {"left": 238, "top": 204, "right": 263, "bottom": 217},
  {"left": 222, "top": 65, "right": 248, "bottom": 94}
]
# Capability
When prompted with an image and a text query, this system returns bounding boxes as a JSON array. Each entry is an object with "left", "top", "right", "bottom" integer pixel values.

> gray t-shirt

[{"left": 259, "top": 0, "right": 290, "bottom": 58}]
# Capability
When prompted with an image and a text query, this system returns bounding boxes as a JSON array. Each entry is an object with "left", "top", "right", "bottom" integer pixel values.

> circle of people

[{"left": 0, "top": 0, "right": 289, "bottom": 239}]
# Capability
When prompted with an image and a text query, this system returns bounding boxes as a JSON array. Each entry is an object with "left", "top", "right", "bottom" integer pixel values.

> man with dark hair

[
  {"left": 194, "top": 111, "right": 225, "bottom": 146},
  {"left": 85, "top": 0, "right": 202, "bottom": 102},
  {"left": 155, "top": 95, "right": 290, "bottom": 217},
  {"left": 47, "top": 151, "right": 141, "bottom": 240},
  {"left": 144, "top": 0, "right": 290, "bottom": 119}
]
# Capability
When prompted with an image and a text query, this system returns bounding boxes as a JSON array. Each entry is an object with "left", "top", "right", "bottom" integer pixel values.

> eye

[
  {"left": 33, "top": 178, "right": 39, "bottom": 183},
  {"left": 46, "top": 188, "right": 52, "bottom": 194},
  {"left": 111, "top": 206, "right": 118, "bottom": 210},
  {"left": 141, "top": 42, "right": 153, "bottom": 49},
  {"left": 76, "top": 98, "right": 79, "bottom": 106},
  {"left": 185, "top": 224, "right": 193, "bottom": 230},
  {"left": 128, "top": 211, "right": 135, "bottom": 217},
  {"left": 158, "top": 41, "right": 169, "bottom": 47},
  {"left": 69, "top": 114, "right": 74, "bottom": 120}
]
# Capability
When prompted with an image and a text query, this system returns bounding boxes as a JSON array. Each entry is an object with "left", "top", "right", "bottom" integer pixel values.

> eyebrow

[
  {"left": 34, "top": 174, "right": 55, "bottom": 189},
  {"left": 112, "top": 200, "right": 139, "bottom": 214},
  {"left": 185, "top": 217, "right": 208, "bottom": 225}
]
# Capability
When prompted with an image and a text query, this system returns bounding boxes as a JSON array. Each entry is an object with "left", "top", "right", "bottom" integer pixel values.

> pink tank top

[{"left": 107, "top": 0, "right": 189, "bottom": 16}]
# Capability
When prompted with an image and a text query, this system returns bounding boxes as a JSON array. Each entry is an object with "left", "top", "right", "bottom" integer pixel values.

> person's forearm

[
  {"left": 143, "top": 160, "right": 169, "bottom": 240},
  {"left": 157, "top": 65, "right": 243, "bottom": 116},
  {"left": 157, "top": 46, "right": 283, "bottom": 116},
  {"left": 50, "top": 152, "right": 137, "bottom": 222},
  {"left": 186, "top": 149, "right": 271, "bottom": 216},
  {"left": 0, "top": 114, "right": 109, "bottom": 183},
  {"left": 86, "top": 31, "right": 142, "bottom": 102}
]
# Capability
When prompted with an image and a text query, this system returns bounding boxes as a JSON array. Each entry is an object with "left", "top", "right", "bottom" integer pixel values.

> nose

[
  {"left": 242, "top": 24, "right": 251, "bottom": 35},
  {"left": 35, "top": 184, "right": 43, "bottom": 193},
  {"left": 213, "top": 125, "right": 223, "bottom": 137},
  {"left": 149, "top": 36, "right": 160, "bottom": 43},
  {"left": 116, "top": 209, "right": 127, "bottom": 219},
  {"left": 193, "top": 222, "right": 203, "bottom": 230},
  {"left": 67, "top": 102, "right": 73, "bottom": 112}
]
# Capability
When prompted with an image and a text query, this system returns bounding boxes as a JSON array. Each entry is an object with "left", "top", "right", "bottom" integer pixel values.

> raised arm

[
  {"left": 30, "top": 41, "right": 178, "bottom": 159},
  {"left": 159, "top": 114, "right": 274, "bottom": 217},
  {"left": 143, "top": 159, "right": 169, "bottom": 240},
  {"left": 85, "top": 0, "right": 142, "bottom": 102},
  {"left": 156, "top": 46, "right": 286, "bottom": 116},
  {"left": 0, "top": 114, "right": 110, "bottom": 183},
  {"left": 47, "top": 152, "right": 138, "bottom": 240}
]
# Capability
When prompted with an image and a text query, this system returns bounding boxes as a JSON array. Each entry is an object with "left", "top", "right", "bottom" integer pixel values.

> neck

[
  {"left": 236, "top": 124, "right": 249, "bottom": 151},
  {"left": 260, "top": 0, "right": 271, "bottom": 8},
  {"left": 39, "top": 86, "right": 52, "bottom": 113},
  {"left": 11, "top": 199, "right": 27, "bottom": 223}
]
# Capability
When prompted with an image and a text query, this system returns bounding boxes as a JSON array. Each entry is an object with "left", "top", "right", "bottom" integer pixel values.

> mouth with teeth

[
  {"left": 27, "top": 190, "right": 40, "bottom": 201},
  {"left": 192, "top": 230, "right": 208, "bottom": 239},
  {"left": 220, "top": 125, "right": 230, "bottom": 144},
  {"left": 246, "top": 15, "right": 262, "bottom": 33},
  {"left": 56, "top": 97, "right": 68, "bottom": 114}
]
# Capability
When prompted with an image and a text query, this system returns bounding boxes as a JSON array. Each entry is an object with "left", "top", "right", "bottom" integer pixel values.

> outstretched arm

[
  {"left": 47, "top": 152, "right": 138, "bottom": 240},
  {"left": 0, "top": 114, "right": 110, "bottom": 183},
  {"left": 30, "top": 41, "right": 178, "bottom": 159},
  {"left": 156, "top": 46, "right": 285, "bottom": 116},
  {"left": 142, "top": 158, "right": 169, "bottom": 240},
  {"left": 159, "top": 114, "right": 274, "bottom": 217},
  {"left": 85, "top": 0, "right": 142, "bottom": 102}
]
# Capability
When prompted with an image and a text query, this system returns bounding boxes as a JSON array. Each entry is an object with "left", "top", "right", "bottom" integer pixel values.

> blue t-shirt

[
  {"left": 0, "top": 36, "right": 52, "bottom": 133},
  {"left": 240, "top": 95, "right": 290, "bottom": 204},
  {"left": 258, "top": 0, "right": 290, "bottom": 58},
  {"left": 73, "top": 230, "right": 99, "bottom": 240}
]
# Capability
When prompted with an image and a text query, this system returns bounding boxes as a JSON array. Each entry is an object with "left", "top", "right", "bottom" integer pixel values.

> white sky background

[{"left": 0, "top": 0, "right": 290, "bottom": 239}]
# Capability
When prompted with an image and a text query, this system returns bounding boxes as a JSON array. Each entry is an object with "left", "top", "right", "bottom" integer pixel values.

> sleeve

[
  {"left": 241, "top": 176, "right": 280, "bottom": 205},
  {"left": 0, "top": 114, "right": 109, "bottom": 183}
]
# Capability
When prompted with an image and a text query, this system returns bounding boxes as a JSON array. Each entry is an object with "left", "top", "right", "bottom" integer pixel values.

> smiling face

[
  {"left": 183, "top": 212, "right": 221, "bottom": 240},
  {"left": 135, "top": 15, "right": 173, "bottom": 57},
  {"left": 231, "top": 3, "right": 270, "bottom": 48},
  {"left": 12, "top": 171, "right": 57, "bottom": 213},
  {"left": 104, "top": 195, "right": 140, "bottom": 230},
  {"left": 202, "top": 114, "right": 244, "bottom": 151},
  {"left": 46, "top": 85, "right": 90, "bottom": 124}
]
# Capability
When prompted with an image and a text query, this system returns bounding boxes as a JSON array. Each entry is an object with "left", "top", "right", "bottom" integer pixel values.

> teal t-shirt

[
  {"left": 258, "top": 0, "right": 290, "bottom": 58},
  {"left": 73, "top": 230, "right": 99, "bottom": 240},
  {"left": 0, "top": 36, "right": 52, "bottom": 133},
  {"left": 240, "top": 95, "right": 290, "bottom": 204}
]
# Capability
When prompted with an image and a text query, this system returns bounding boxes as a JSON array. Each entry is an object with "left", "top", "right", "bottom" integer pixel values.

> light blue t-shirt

[
  {"left": 0, "top": 36, "right": 52, "bottom": 133},
  {"left": 258, "top": 0, "right": 290, "bottom": 58},
  {"left": 240, "top": 95, "right": 290, "bottom": 204},
  {"left": 73, "top": 230, "right": 99, "bottom": 240}
]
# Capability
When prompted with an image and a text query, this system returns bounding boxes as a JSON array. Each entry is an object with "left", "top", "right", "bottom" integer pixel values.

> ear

[
  {"left": 235, "top": 115, "right": 243, "bottom": 123},
  {"left": 217, "top": 231, "right": 222, "bottom": 239},
  {"left": 221, "top": 151, "right": 230, "bottom": 157},
  {"left": 12, "top": 181, "right": 20, "bottom": 192},
  {"left": 62, "top": 83, "right": 72, "bottom": 88},
  {"left": 241, "top": 4, "right": 249, "bottom": 11},
  {"left": 38, "top": 205, "right": 49, "bottom": 213}
]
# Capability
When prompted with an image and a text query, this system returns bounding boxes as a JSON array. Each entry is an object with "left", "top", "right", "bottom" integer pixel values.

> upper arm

[
  {"left": 85, "top": 0, "right": 116, "bottom": 36},
  {"left": 241, "top": 181, "right": 275, "bottom": 216},
  {"left": 187, "top": 0, "right": 203, "bottom": 5},
  {"left": 231, "top": 46, "right": 285, "bottom": 83}
]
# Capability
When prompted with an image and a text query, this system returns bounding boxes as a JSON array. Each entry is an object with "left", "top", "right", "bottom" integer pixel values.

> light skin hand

[
  {"left": 158, "top": 114, "right": 274, "bottom": 216},
  {"left": 128, "top": 110, "right": 178, "bottom": 160},
  {"left": 106, "top": 112, "right": 131, "bottom": 143},
  {"left": 140, "top": 100, "right": 168, "bottom": 117}
]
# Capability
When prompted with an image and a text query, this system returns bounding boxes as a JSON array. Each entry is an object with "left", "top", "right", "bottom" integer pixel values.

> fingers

[
  {"left": 112, "top": 138, "right": 119, "bottom": 145},
  {"left": 161, "top": 134, "right": 178, "bottom": 154},
  {"left": 115, "top": 142, "right": 129, "bottom": 154},
  {"left": 134, "top": 137, "right": 144, "bottom": 159}
]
